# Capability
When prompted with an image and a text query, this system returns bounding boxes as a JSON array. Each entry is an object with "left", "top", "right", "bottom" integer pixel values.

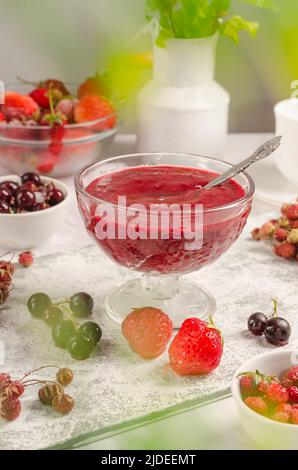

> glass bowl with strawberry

[
  {"left": 232, "top": 350, "right": 298, "bottom": 450},
  {"left": 0, "top": 77, "right": 119, "bottom": 177}
]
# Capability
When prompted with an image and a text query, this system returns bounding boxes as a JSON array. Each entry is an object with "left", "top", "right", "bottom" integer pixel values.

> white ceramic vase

[{"left": 137, "top": 34, "right": 230, "bottom": 157}]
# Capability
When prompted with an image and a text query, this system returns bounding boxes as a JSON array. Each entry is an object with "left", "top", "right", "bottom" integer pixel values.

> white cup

[{"left": 274, "top": 99, "right": 298, "bottom": 184}]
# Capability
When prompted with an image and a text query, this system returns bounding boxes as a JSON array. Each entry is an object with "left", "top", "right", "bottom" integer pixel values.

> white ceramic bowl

[
  {"left": 0, "top": 175, "right": 70, "bottom": 249},
  {"left": 232, "top": 349, "right": 298, "bottom": 450}
]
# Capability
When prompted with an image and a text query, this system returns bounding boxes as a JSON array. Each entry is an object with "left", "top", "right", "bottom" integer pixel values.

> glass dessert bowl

[{"left": 75, "top": 153, "right": 255, "bottom": 327}]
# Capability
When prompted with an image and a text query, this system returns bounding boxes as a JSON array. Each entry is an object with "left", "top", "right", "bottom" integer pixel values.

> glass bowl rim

[
  {"left": 1, "top": 82, "right": 120, "bottom": 130},
  {"left": 74, "top": 152, "right": 255, "bottom": 214}
]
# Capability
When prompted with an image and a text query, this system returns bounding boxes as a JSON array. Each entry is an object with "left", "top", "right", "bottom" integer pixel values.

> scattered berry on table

[
  {"left": 0, "top": 396, "right": 21, "bottom": 421},
  {"left": 69, "top": 292, "right": 94, "bottom": 318},
  {"left": 79, "top": 321, "right": 102, "bottom": 345},
  {"left": 247, "top": 312, "right": 267, "bottom": 336},
  {"left": 56, "top": 368, "right": 73, "bottom": 387},
  {"left": 4, "top": 381, "right": 25, "bottom": 398},
  {"left": 43, "top": 306, "right": 63, "bottom": 326},
  {"left": 122, "top": 307, "right": 173, "bottom": 360},
  {"left": 19, "top": 251, "right": 34, "bottom": 268},
  {"left": 52, "top": 319, "right": 76, "bottom": 349},
  {"left": 27, "top": 292, "right": 52, "bottom": 319},
  {"left": 168, "top": 317, "right": 223, "bottom": 375},
  {"left": 67, "top": 331, "right": 95, "bottom": 360},
  {"left": 274, "top": 242, "right": 296, "bottom": 259},
  {"left": 38, "top": 382, "right": 64, "bottom": 405},
  {"left": 52, "top": 393, "right": 74, "bottom": 414},
  {"left": 264, "top": 316, "right": 291, "bottom": 347}
]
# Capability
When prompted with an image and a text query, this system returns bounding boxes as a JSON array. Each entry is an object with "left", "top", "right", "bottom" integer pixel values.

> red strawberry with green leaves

[
  {"left": 168, "top": 317, "right": 223, "bottom": 376},
  {"left": 29, "top": 88, "right": 50, "bottom": 109}
]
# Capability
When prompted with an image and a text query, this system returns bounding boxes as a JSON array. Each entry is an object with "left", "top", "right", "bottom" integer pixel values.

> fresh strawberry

[
  {"left": 291, "top": 408, "right": 298, "bottom": 424},
  {"left": 74, "top": 94, "right": 116, "bottom": 129},
  {"left": 244, "top": 396, "right": 268, "bottom": 416},
  {"left": 3, "top": 92, "right": 39, "bottom": 118},
  {"left": 266, "top": 382, "right": 289, "bottom": 405},
  {"left": 259, "top": 221, "right": 276, "bottom": 239},
  {"left": 168, "top": 318, "right": 223, "bottom": 376},
  {"left": 0, "top": 396, "right": 21, "bottom": 421},
  {"left": 274, "top": 241, "right": 296, "bottom": 259},
  {"left": 288, "top": 386, "right": 298, "bottom": 404},
  {"left": 77, "top": 76, "right": 105, "bottom": 99},
  {"left": 29, "top": 88, "right": 50, "bottom": 108},
  {"left": 251, "top": 228, "right": 261, "bottom": 241},
  {"left": 280, "top": 366, "right": 298, "bottom": 388},
  {"left": 122, "top": 307, "right": 173, "bottom": 359}
]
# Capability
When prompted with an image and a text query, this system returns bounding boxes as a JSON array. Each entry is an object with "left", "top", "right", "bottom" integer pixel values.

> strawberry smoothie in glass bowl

[
  {"left": 75, "top": 153, "right": 255, "bottom": 327},
  {"left": 0, "top": 83, "right": 119, "bottom": 178}
]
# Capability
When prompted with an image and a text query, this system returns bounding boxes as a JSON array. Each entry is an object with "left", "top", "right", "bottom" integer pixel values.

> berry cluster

[
  {"left": 0, "top": 77, "right": 116, "bottom": 128},
  {"left": 0, "top": 255, "right": 14, "bottom": 305},
  {"left": 27, "top": 292, "right": 102, "bottom": 360},
  {"left": 240, "top": 367, "right": 298, "bottom": 425},
  {"left": 247, "top": 299, "right": 291, "bottom": 347},
  {"left": 251, "top": 201, "right": 298, "bottom": 261},
  {"left": 0, "top": 172, "right": 64, "bottom": 214},
  {"left": 122, "top": 307, "right": 223, "bottom": 376},
  {"left": 0, "top": 366, "right": 74, "bottom": 421}
]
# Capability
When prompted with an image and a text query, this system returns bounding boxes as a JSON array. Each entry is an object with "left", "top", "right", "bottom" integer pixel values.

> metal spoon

[{"left": 203, "top": 136, "right": 282, "bottom": 190}]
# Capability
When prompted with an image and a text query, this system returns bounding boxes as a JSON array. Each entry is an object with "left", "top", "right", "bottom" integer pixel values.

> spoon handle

[{"left": 204, "top": 136, "right": 282, "bottom": 190}]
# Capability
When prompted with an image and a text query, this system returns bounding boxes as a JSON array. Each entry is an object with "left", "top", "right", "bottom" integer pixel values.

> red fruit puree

[{"left": 83, "top": 166, "right": 251, "bottom": 274}]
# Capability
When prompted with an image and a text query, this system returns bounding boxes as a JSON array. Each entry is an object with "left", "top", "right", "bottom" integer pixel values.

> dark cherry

[
  {"left": 248, "top": 312, "right": 267, "bottom": 336},
  {"left": 16, "top": 189, "right": 36, "bottom": 211},
  {"left": 0, "top": 187, "right": 12, "bottom": 204},
  {"left": 0, "top": 181, "right": 19, "bottom": 197},
  {"left": 0, "top": 200, "right": 10, "bottom": 213},
  {"left": 47, "top": 188, "right": 64, "bottom": 206},
  {"left": 264, "top": 317, "right": 291, "bottom": 346},
  {"left": 21, "top": 172, "right": 41, "bottom": 186}
]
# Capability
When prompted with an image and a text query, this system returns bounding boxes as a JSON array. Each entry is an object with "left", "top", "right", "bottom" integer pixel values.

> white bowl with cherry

[{"left": 0, "top": 172, "right": 70, "bottom": 249}]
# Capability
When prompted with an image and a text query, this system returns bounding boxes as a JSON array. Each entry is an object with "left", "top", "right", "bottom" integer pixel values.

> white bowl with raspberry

[
  {"left": 232, "top": 350, "right": 298, "bottom": 450},
  {"left": 0, "top": 173, "right": 70, "bottom": 249}
]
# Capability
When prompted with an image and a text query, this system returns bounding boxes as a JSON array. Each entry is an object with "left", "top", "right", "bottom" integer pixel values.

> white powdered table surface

[{"left": 0, "top": 214, "right": 297, "bottom": 450}]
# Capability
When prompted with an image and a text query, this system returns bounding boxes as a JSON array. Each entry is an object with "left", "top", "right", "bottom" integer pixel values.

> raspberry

[
  {"left": 19, "top": 251, "right": 34, "bottom": 267},
  {"left": 0, "top": 396, "right": 21, "bottom": 421},
  {"left": 287, "top": 229, "right": 298, "bottom": 244},
  {"left": 274, "top": 228, "right": 288, "bottom": 242},
  {"left": 244, "top": 396, "right": 268, "bottom": 416},
  {"left": 74, "top": 94, "right": 116, "bottom": 129},
  {"left": 288, "top": 386, "right": 298, "bottom": 404},
  {"left": 274, "top": 242, "right": 296, "bottom": 259},
  {"left": 259, "top": 222, "right": 276, "bottom": 239},
  {"left": 122, "top": 307, "right": 173, "bottom": 359},
  {"left": 266, "top": 382, "right": 289, "bottom": 405},
  {"left": 52, "top": 394, "right": 74, "bottom": 414},
  {"left": 168, "top": 318, "right": 223, "bottom": 375},
  {"left": 271, "top": 411, "right": 290, "bottom": 423},
  {"left": 240, "top": 375, "right": 255, "bottom": 396},
  {"left": 280, "top": 366, "right": 298, "bottom": 388},
  {"left": 284, "top": 204, "right": 298, "bottom": 221},
  {"left": 291, "top": 408, "right": 298, "bottom": 424}
]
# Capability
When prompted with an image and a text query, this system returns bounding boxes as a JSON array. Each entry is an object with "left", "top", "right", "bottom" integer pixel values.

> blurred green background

[{"left": 0, "top": 0, "right": 297, "bottom": 132}]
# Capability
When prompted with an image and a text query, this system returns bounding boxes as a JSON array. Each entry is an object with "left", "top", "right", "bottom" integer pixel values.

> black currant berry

[{"left": 248, "top": 312, "right": 267, "bottom": 336}]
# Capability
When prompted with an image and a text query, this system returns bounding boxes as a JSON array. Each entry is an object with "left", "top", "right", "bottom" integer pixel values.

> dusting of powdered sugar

[{"left": 0, "top": 214, "right": 297, "bottom": 449}]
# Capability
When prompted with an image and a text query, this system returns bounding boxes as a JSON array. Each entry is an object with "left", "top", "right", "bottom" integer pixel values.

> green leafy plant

[{"left": 146, "top": 0, "right": 276, "bottom": 46}]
